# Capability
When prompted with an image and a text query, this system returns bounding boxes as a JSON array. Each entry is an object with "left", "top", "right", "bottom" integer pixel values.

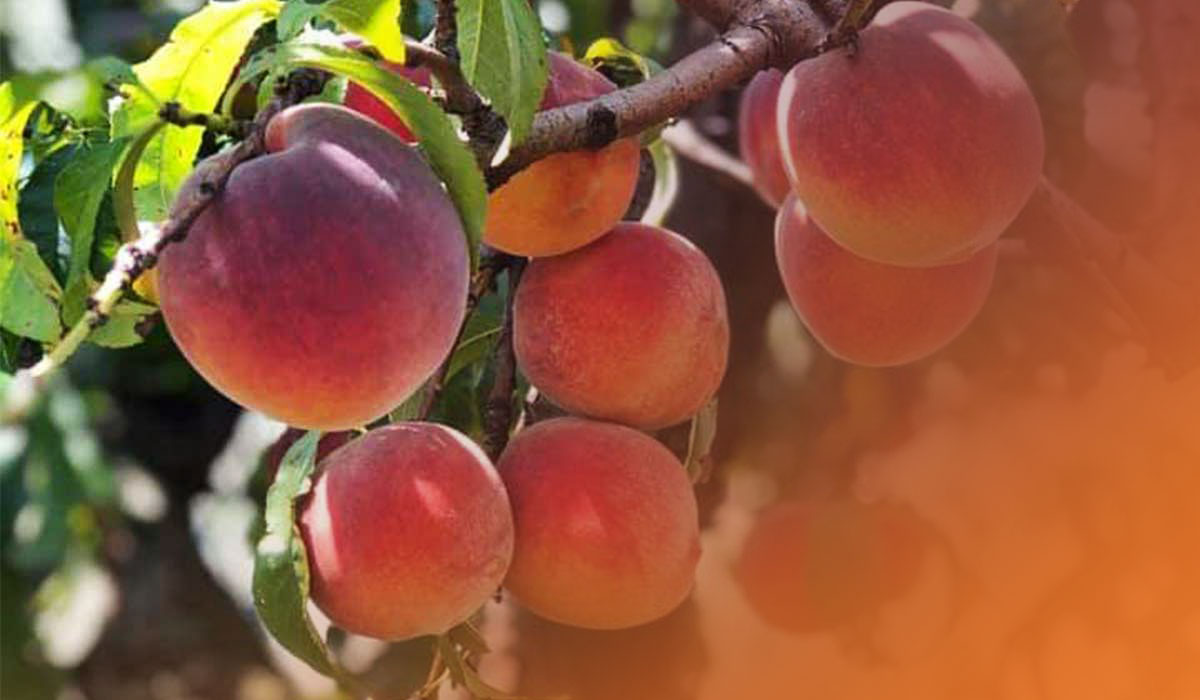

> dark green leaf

[
  {"left": 252, "top": 430, "right": 350, "bottom": 682},
  {"left": 456, "top": 0, "right": 548, "bottom": 145},
  {"left": 17, "top": 145, "right": 76, "bottom": 283},
  {"left": 55, "top": 138, "right": 130, "bottom": 325}
]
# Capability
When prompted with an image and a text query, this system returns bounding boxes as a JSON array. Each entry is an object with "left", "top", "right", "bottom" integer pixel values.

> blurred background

[{"left": 2, "top": 0, "right": 1199, "bottom": 698}]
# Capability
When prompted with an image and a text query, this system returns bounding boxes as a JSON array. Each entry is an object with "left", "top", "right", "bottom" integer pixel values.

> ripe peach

[
  {"left": 497, "top": 418, "right": 700, "bottom": 630},
  {"left": 735, "top": 500, "right": 927, "bottom": 634},
  {"left": 298, "top": 423, "right": 513, "bottom": 640},
  {"left": 484, "top": 52, "right": 641, "bottom": 257},
  {"left": 341, "top": 37, "right": 431, "bottom": 142},
  {"left": 159, "top": 104, "right": 468, "bottom": 430},
  {"left": 738, "top": 68, "right": 790, "bottom": 207},
  {"left": 514, "top": 222, "right": 729, "bottom": 430},
  {"left": 777, "top": 1, "right": 1044, "bottom": 266},
  {"left": 775, "top": 193, "right": 997, "bottom": 367}
]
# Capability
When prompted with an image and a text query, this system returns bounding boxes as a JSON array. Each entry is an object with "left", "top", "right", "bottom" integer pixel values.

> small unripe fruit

[
  {"left": 299, "top": 423, "right": 514, "bottom": 640},
  {"left": 498, "top": 418, "right": 701, "bottom": 630},
  {"left": 159, "top": 104, "right": 468, "bottom": 429},
  {"left": 484, "top": 52, "right": 641, "bottom": 257},
  {"left": 775, "top": 193, "right": 997, "bottom": 367},
  {"left": 778, "top": 1, "right": 1044, "bottom": 266},
  {"left": 738, "top": 68, "right": 790, "bottom": 207},
  {"left": 514, "top": 222, "right": 729, "bottom": 430}
]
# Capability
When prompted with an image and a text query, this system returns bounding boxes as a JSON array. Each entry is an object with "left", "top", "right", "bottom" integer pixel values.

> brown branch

[
  {"left": 434, "top": 0, "right": 459, "bottom": 63},
  {"left": 488, "top": 0, "right": 843, "bottom": 188},
  {"left": 482, "top": 258, "right": 526, "bottom": 460}
]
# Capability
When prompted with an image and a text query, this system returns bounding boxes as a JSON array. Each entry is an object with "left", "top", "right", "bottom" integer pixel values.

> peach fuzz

[
  {"left": 514, "top": 222, "right": 729, "bottom": 430},
  {"left": 484, "top": 52, "right": 641, "bottom": 257},
  {"left": 775, "top": 193, "right": 997, "bottom": 367},
  {"left": 298, "top": 423, "right": 514, "bottom": 640},
  {"left": 158, "top": 104, "right": 468, "bottom": 430},
  {"left": 738, "top": 68, "right": 791, "bottom": 207},
  {"left": 497, "top": 417, "right": 700, "bottom": 630},
  {"left": 777, "top": 1, "right": 1044, "bottom": 267}
]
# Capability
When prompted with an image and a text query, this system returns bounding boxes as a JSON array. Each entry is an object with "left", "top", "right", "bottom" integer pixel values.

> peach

[
  {"left": 514, "top": 222, "right": 729, "bottom": 430},
  {"left": 341, "top": 37, "right": 431, "bottom": 142},
  {"left": 159, "top": 104, "right": 468, "bottom": 430},
  {"left": 735, "top": 500, "right": 927, "bottom": 634},
  {"left": 777, "top": 1, "right": 1044, "bottom": 267},
  {"left": 775, "top": 193, "right": 997, "bottom": 367},
  {"left": 298, "top": 423, "right": 514, "bottom": 640},
  {"left": 738, "top": 68, "right": 790, "bottom": 207},
  {"left": 484, "top": 52, "right": 641, "bottom": 257},
  {"left": 497, "top": 417, "right": 700, "bottom": 629}
]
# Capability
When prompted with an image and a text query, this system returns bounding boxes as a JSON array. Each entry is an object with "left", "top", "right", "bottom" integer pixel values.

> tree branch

[
  {"left": 26, "top": 70, "right": 328, "bottom": 382},
  {"left": 434, "top": 0, "right": 459, "bottom": 63},
  {"left": 482, "top": 259, "right": 526, "bottom": 460}
]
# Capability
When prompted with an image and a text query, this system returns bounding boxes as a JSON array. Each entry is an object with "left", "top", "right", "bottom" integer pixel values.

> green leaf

[
  {"left": 583, "top": 37, "right": 652, "bottom": 88},
  {"left": 17, "top": 145, "right": 75, "bottom": 283},
  {"left": 234, "top": 42, "right": 486, "bottom": 270},
  {"left": 456, "top": 0, "right": 548, "bottom": 145},
  {"left": 111, "top": 0, "right": 281, "bottom": 221},
  {"left": 86, "top": 300, "right": 158, "bottom": 348},
  {"left": 0, "top": 240, "right": 63, "bottom": 342},
  {"left": 280, "top": 0, "right": 406, "bottom": 64},
  {"left": 54, "top": 139, "right": 130, "bottom": 325},
  {"left": 252, "top": 431, "right": 351, "bottom": 683},
  {"left": 641, "top": 139, "right": 679, "bottom": 226}
]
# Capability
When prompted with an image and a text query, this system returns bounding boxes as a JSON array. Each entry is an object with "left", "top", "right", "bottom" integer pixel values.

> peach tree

[{"left": 2, "top": 0, "right": 1195, "bottom": 698}]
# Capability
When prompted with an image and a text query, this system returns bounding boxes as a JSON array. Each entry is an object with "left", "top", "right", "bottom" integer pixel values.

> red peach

[
  {"left": 298, "top": 423, "right": 513, "bottom": 640},
  {"left": 497, "top": 417, "right": 700, "bottom": 629},
  {"left": 738, "top": 68, "right": 791, "bottom": 207},
  {"left": 778, "top": 1, "right": 1044, "bottom": 266},
  {"left": 514, "top": 222, "right": 729, "bottom": 430},
  {"left": 775, "top": 193, "right": 997, "bottom": 367}
]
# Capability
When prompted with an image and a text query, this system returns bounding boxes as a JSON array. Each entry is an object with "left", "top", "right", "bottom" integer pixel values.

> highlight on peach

[{"left": 2, "top": 1, "right": 1195, "bottom": 698}]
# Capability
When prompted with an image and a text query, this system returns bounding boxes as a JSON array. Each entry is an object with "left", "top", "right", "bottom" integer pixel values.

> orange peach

[
  {"left": 775, "top": 193, "right": 997, "bottom": 366},
  {"left": 484, "top": 52, "right": 641, "bottom": 257},
  {"left": 738, "top": 68, "right": 791, "bottom": 207},
  {"left": 159, "top": 104, "right": 468, "bottom": 429},
  {"left": 497, "top": 418, "right": 700, "bottom": 629},
  {"left": 514, "top": 222, "right": 729, "bottom": 430},
  {"left": 778, "top": 1, "right": 1044, "bottom": 266},
  {"left": 298, "top": 423, "right": 513, "bottom": 640}
]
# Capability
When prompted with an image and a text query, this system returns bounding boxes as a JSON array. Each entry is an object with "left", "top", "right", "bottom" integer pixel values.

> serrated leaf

[
  {"left": 0, "top": 241, "right": 63, "bottom": 342},
  {"left": 253, "top": 430, "right": 351, "bottom": 682},
  {"left": 111, "top": 0, "right": 281, "bottom": 221},
  {"left": 641, "top": 139, "right": 679, "bottom": 226},
  {"left": 86, "top": 300, "right": 157, "bottom": 348},
  {"left": 281, "top": 0, "right": 406, "bottom": 63},
  {"left": 232, "top": 42, "right": 486, "bottom": 270},
  {"left": 54, "top": 139, "right": 130, "bottom": 325},
  {"left": 456, "top": 0, "right": 548, "bottom": 144}
]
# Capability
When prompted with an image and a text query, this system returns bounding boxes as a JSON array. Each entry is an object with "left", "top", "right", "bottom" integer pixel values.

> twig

[
  {"left": 482, "top": 258, "right": 526, "bottom": 460},
  {"left": 661, "top": 119, "right": 754, "bottom": 188},
  {"left": 434, "top": 0, "right": 459, "bottom": 63},
  {"left": 26, "top": 70, "right": 327, "bottom": 382},
  {"left": 157, "top": 102, "right": 250, "bottom": 138}
]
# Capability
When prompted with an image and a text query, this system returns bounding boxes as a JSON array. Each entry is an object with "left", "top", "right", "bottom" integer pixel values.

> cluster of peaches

[
  {"left": 740, "top": 2, "right": 1045, "bottom": 367},
  {"left": 155, "top": 50, "right": 728, "bottom": 639}
]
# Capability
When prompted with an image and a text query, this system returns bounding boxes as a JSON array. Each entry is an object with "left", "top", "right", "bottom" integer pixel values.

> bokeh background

[{"left": 3, "top": 0, "right": 1199, "bottom": 698}]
